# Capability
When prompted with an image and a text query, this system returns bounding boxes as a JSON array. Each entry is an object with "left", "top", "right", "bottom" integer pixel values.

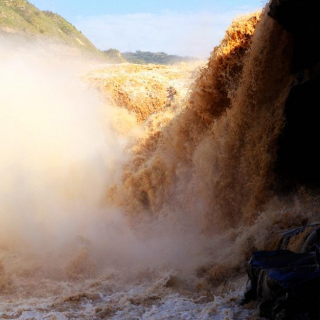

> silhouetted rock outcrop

[
  {"left": 268, "top": 0, "right": 320, "bottom": 69},
  {"left": 270, "top": 0, "right": 320, "bottom": 190},
  {"left": 243, "top": 225, "right": 320, "bottom": 319}
]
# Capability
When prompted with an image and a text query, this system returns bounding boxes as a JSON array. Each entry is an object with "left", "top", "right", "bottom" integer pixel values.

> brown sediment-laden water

[{"left": 1, "top": 1, "right": 320, "bottom": 318}]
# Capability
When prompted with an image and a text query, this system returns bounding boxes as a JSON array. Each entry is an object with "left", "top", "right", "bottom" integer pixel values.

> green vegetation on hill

[
  {"left": 102, "top": 49, "right": 199, "bottom": 65},
  {"left": 102, "top": 48, "right": 126, "bottom": 63},
  {"left": 0, "top": 0, "right": 199, "bottom": 64},
  {"left": 0, "top": 0, "right": 102, "bottom": 57},
  {"left": 122, "top": 50, "right": 199, "bottom": 65}
]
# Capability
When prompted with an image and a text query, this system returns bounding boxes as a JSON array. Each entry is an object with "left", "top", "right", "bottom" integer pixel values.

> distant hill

[
  {"left": 0, "top": 0, "right": 103, "bottom": 58},
  {"left": 102, "top": 48, "right": 126, "bottom": 63},
  {"left": 122, "top": 50, "right": 199, "bottom": 65},
  {"left": 102, "top": 49, "right": 199, "bottom": 65}
]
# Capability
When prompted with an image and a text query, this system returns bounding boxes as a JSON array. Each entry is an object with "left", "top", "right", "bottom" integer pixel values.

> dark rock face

[
  {"left": 268, "top": 0, "right": 320, "bottom": 69},
  {"left": 276, "top": 75, "right": 320, "bottom": 188},
  {"left": 270, "top": 0, "right": 320, "bottom": 190},
  {"left": 243, "top": 225, "right": 320, "bottom": 319},
  {"left": 243, "top": 1, "right": 320, "bottom": 317}
]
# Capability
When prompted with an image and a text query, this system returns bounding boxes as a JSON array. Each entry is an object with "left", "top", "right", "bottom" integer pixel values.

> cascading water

[{"left": 1, "top": 1, "right": 320, "bottom": 318}]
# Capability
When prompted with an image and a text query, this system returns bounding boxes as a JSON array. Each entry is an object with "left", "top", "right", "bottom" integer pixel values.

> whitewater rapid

[{"left": 0, "top": 268, "right": 255, "bottom": 319}]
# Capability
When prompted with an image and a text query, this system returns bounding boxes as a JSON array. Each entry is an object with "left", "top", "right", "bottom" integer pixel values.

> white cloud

[{"left": 75, "top": 8, "right": 259, "bottom": 58}]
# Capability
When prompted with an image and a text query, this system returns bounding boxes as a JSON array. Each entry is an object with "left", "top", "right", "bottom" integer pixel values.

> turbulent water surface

[{"left": 1, "top": 1, "right": 319, "bottom": 319}]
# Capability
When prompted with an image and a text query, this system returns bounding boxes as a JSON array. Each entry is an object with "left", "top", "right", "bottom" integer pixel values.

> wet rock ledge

[{"left": 243, "top": 224, "right": 320, "bottom": 319}]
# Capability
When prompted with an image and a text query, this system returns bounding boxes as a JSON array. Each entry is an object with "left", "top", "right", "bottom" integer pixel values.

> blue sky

[{"left": 31, "top": 0, "right": 265, "bottom": 57}]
